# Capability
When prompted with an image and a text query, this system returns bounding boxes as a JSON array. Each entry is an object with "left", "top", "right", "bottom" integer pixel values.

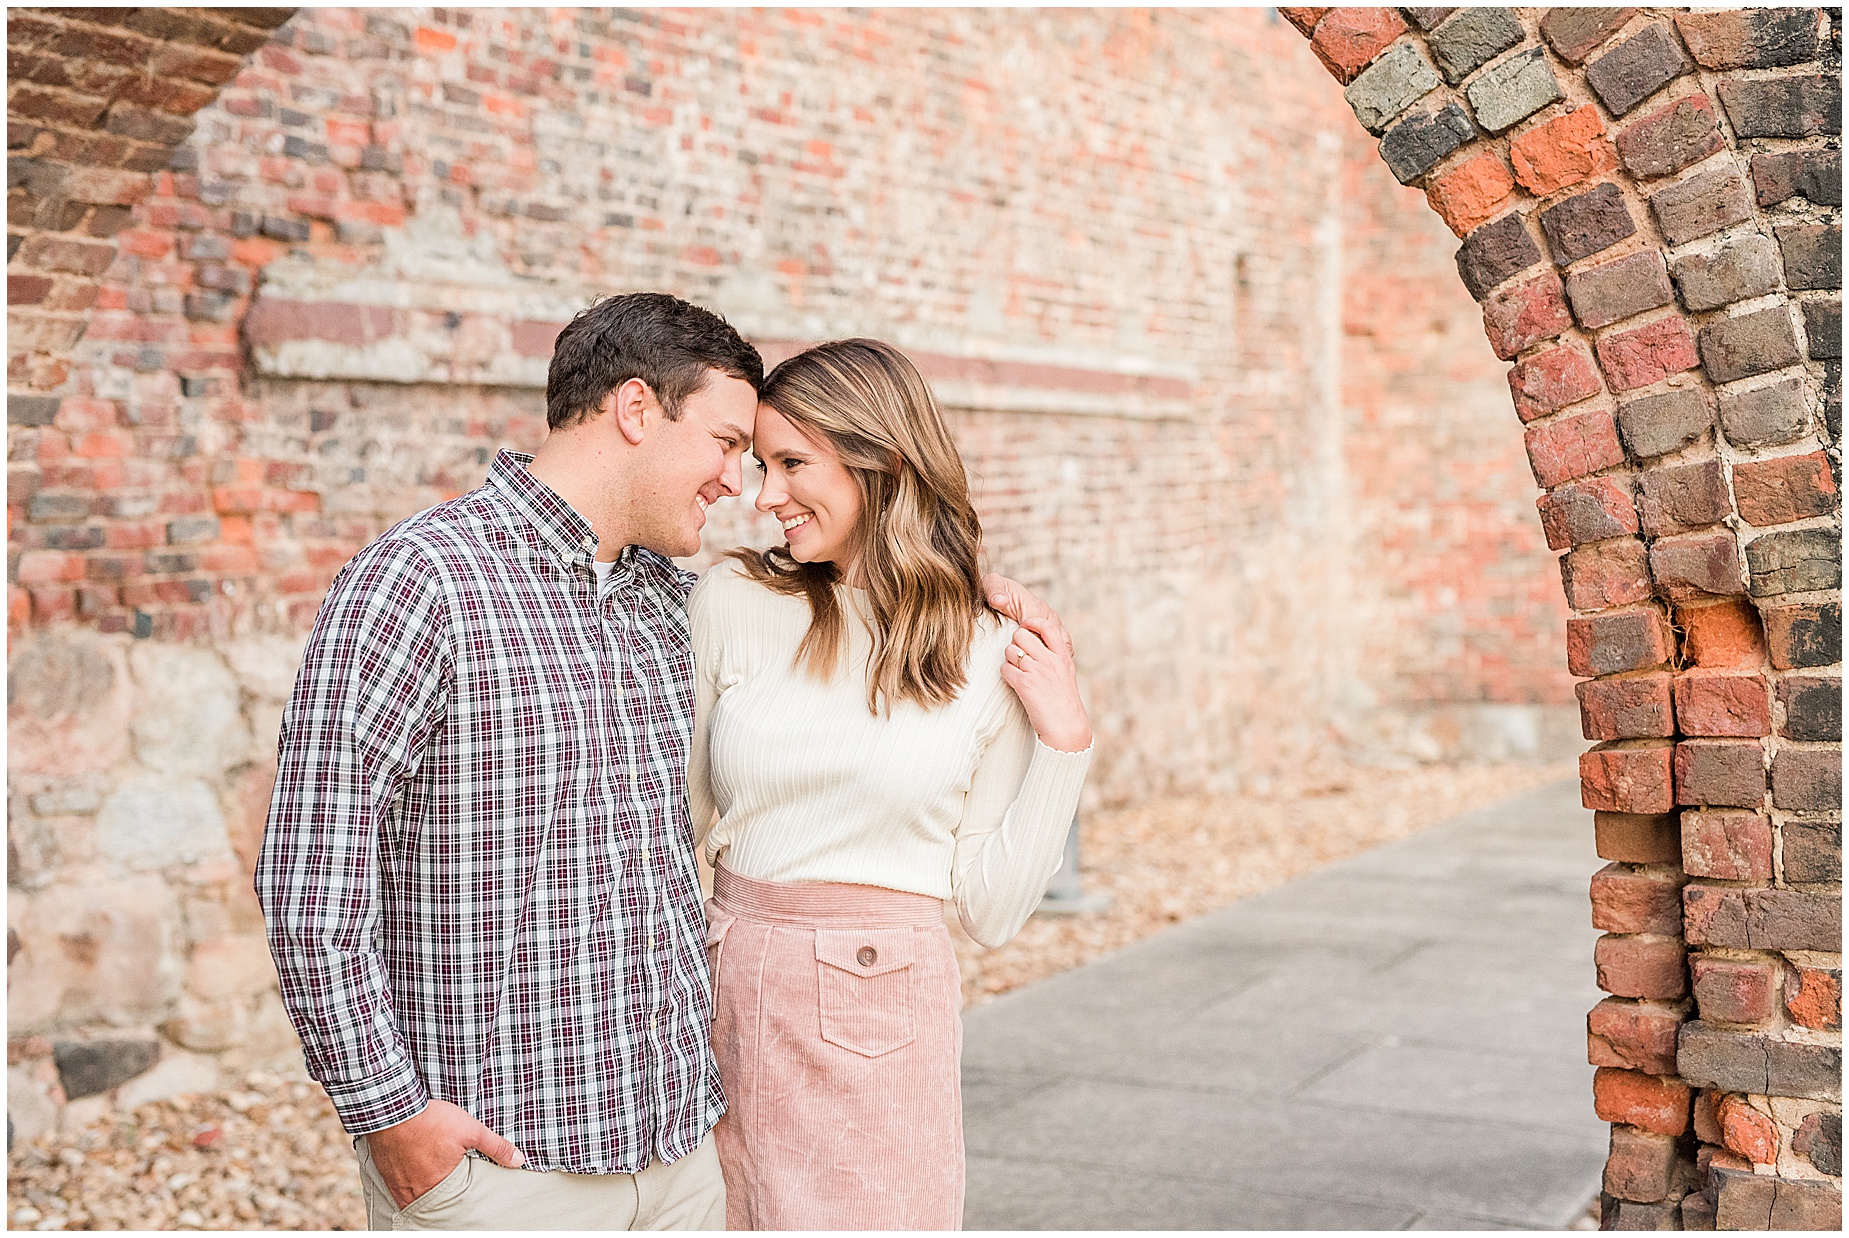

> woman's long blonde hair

[{"left": 727, "top": 339, "right": 991, "bottom": 714}]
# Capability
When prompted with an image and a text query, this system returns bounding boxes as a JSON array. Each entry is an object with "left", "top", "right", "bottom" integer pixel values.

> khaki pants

[{"left": 356, "top": 1133, "right": 726, "bottom": 1231}]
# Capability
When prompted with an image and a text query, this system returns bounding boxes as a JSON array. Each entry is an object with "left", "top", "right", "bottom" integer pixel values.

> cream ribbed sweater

[{"left": 686, "top": 559, "right": 1091, "bottom": 948}]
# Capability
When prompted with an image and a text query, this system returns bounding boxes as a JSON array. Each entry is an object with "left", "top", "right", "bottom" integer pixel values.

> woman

[{"left": 686, "top": 339, "right": 1092, "bottom": 1230}]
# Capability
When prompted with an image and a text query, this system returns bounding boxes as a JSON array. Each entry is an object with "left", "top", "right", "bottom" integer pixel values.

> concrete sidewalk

[{"left": 961, "top": 778, "right": 1607, "bottom": 1230}]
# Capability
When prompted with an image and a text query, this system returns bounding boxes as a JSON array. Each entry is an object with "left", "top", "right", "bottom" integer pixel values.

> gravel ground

[{"left": 8, "top": 760, "right": 1575, "bottom": 1231}]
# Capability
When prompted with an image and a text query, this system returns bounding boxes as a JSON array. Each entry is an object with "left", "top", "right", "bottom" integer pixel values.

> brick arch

[
  {"left": 1283, "top": 7, "right": 1841, "bottom": 1229},
  {"left": 7, "top": 7, "right": 293, "bottom": 440}
]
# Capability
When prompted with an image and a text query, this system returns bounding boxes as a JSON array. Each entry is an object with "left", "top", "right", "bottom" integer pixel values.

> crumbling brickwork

[{"left": 1285, "top": 6, "right": 1842, "bottom": 1229}]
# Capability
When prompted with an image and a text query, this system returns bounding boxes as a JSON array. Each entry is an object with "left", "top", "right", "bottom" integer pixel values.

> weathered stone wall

[
  {"left": 1284, "top": 6, "right": 1841, "bottom": 1229},
  {"left": 12, "top": 8, "right": 1575, "bottom": 1141}
]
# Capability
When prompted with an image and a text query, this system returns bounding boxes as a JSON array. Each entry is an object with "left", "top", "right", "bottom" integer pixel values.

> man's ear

[{"left": 608, "top": 378, "right": 653, "bottom": 446}]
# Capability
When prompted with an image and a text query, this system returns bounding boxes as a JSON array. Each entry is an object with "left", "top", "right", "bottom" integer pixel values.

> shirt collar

[{"left": 485, "top": 450, "right": 691, "bottom": 593}]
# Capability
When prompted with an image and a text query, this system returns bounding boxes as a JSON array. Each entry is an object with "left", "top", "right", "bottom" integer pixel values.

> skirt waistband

[{"left": 712, "top": 865, "right": 944, "bottom": 927}]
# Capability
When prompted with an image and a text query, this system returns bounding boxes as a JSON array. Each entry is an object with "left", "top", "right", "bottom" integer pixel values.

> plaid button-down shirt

[{"left": 256, "top": 450, "right": 721, "bottom": 1175}]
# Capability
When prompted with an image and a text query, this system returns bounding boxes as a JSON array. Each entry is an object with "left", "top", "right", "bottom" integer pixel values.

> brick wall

[
  {"left": 1285, "top": 6, "right": 1841, "bottom": 1229},
  {"left": 10, "top": 8, "right": 1577, "bottom": 1143}
]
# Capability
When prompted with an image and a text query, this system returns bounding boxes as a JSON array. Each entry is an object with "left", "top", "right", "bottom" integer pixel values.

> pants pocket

[
  {"left": 394, "top": 1152, "right": 474, "bottom": 1228},
  {"left": 814, "top": 928, "right": 916, "bottom": 1057}
]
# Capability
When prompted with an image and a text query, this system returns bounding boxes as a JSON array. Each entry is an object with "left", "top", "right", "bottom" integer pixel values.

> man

[{"left": 257, "top": 292, "right": 1071, "bottom": 1230}]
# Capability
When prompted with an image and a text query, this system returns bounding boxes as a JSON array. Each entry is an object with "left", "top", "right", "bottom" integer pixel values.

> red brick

[
  {"left": 1678, "top": 600, "right": 1767, "bottom": 669},
  {"left": 1685, "top": 885, "right": 1840, "bottom": 952},
  {"left": 1507, "top": 343, "right": 1604, "bottom": 422},
  {"left": 1691, "top": 956, "right": 1779, "bottom": 1026},
  {"left": 1567, "top": 608, "right": 1673, "bottom": 676},
  {"left": 1483, "top": 270, "right": 1574, "bottom": 361},
  {"left": 1785, "top": 965, "right": 1841, "bottom": 1030},
  {"left": 1426, "top": 153, "right": 1517, "bottom": 238},
  {"left": 1561, "top": 538, "right": 1654, "bottom": 611},
  {"left": 1716, "top": 1095, "right": 1779, "bottom": 1166},
  {"left": 1591, "top": 862, "right": 1687, "bottom": 935},
  {"left": 1538, "top": 476, "right": 1639, "bottom": 551},
  {"left": 1595, "top": 811, "right": 1681, "bottom": 864},
  {"left": 1648, "top": 529, "right": 1745, "bottom": 601},
  {"left": 1672, "top": 672, "right": 1772, "bottom": 737},
  {"left": 1615, "top": 92, "right": 1727, "bottom": 181},
  {"left": 1524, "top": 408, "right": 1625, "bottom": 488},
  {"left": 1578, "top": 673, "right": 1675, "bottom": 739},
  {"left": 14, "top": 550, "right": 85, "bottom": 585},
  {"left": 1510, "top": 107, "right": 1618, "bottom": 196},
  {"left": 1582, "top": 743, "right": 1676, "bottom": 813},
  {"left": 1731, "top": 451, "right": 1839, "bottom": 528},
  {"left": 1693, "top": 1089, "right": 1724, "bottom": 1144},
  {"left": 1278, "top": 8, "right": 1330, "bottom": 37},
  {"left": 1604, "top": 1125, "right": 1681, "bottom": 1204},
  {"left": 1595, "top": 932, "right": 1688, "bottom": 999},
  {"left": 1595, "top": 315, "right": 1701, "bottom": 392},
  {"left": 1674, "top": 738, "right": 1766, "bottom": 808},
  {"left": 1307, "top": 8, "right": 1408, "bottom": 83},
  {"left": 1594, "top": 1067, "right": 1692, "bottom": 1136},
  {"left": 1587, "top": 997, "right": 1683, "bottom": 1074},
  {"left": 1681, "top": 808, "right": 1773, "bottom": 879}
]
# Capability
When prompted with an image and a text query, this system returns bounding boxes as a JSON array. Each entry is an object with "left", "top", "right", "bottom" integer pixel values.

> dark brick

[
  {"left": 259, "top": 215, "right": 310, "bottom": 242},
  {"left": 1400, "top": 9, "right": 1456, "bottom": 33},
  {"left": 1763, "top": 600, "right": 1842, "bottom": 669},
  {"left": 1650, "top": 529, "right": 1746, "bottom": 600},
  {"left": 1718, "top": 74, "right": 1842, "bottom": 139},
  {"left": 1676, "top": 8, "right": 1822, "bottom": 71},
  {"left": 28, "top": 494, "right": 92, "bottom": 521},
  {"left": 1636, "top": 458, "right": 1731, "bottom": 537},
  {"left": 1686, "top": 885, "right": 1841, "bottom": 952},
  {"left": 1427, "top": 6, "right": 1523, "bottom": 85},
  {"left": 1379, "top": 103, "right": 1477, "bottom": 185},
  {"left": 1733, "top": 451, "right": 1839, "bottom": 527},
  {"left": 1617, "top": 388, "right": 1711, "bottom": 458},
  {"left": 1751, "top": 149, "right": 1843, "bottom": 208},
  {"left": 1682, "top": 1021, "right": 1842, "bottom": 1102},
  {"left": 1783, "top": 819, "right": 1843, "bottom": 884},
  {"left": 1698, "top": 307, "right": 1804, "bottom": 384},
  {"left": 8, "top": 395, "right": 60, "bottom": 428},
  {"left": 1586, "top": 23, "right": 1696, "bottom": 118},
  {"left": 1567, "top": 250, "right": 1673, "bottom": 329},
  {"left": 1793, "top": 1112, "right": 1842, "bottom": 1178},
  {"left": 1773, "top": 747, "right": 1842, "bottom": 811},
  {"left": 1746, "top": 527, "right": 1841, "bottom": 596},
  {"left": 1716, "top": 376, "right": 1811, "bottom": 449},
  {"left": 1779, "top": 674, "right": 1843, "bottom": 742},
  {"left": 1614, "top": 93, "right": 1727, "bottom": 181},
  {"left": 1803, "top": 298, "right": 1841, "bottom": 359},
  {"left": 1603, "top": 1126, "right": 1681, "bottom": 1204},
  {"left": 1648, "top": 168, "right": 1754, "bottom": 247},
  {"left": 1777, "top": 222, "right": 1842, "bottom": 291},
  {"left": 1712, "top": 1168, "right": 1843, "bottom": 1231},
  {"left": 1669, "top": 233, "right": 1782, "bottom": 314},
  {"left": 165, "top": 516, "right": 220, "bottom": 546},
  {"left": 1539, "top": 182, "right": 1636, "bottom": 264},
  {"left": 1674, "top": 738, "right": 1766, "bottom": 806},
  {"left": 1539, "top": 477, "right": 1641, "bottom": 551},
  {"left": 1567, "top": 608, "right": 1673, "bottom": 676},
  {"left": 52, "top": 1038, "right": 159, "bottom": 1101},
  {"left": 102, "top": 102, "right": 195, "bottom": 147},
  {"left": 1454, "top": 213, "right": 1542, "bottom": 301},
  {"left": 1541, "top": 7, "right": 1638, "bottom": 65}
]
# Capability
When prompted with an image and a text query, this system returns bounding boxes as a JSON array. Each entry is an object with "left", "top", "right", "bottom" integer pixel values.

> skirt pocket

[{"left": 813, "top": 928, "right": 916, "bottom": 1057}]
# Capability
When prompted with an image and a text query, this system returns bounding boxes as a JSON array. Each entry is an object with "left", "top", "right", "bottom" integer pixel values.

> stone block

[
  {"left": 1594, "top": 811, "right": 1681, "bottom": 864},
  {"left": 1455, "top": 212, "right": 1542, "bottom": 300},
  {"left": 1511, "top": 107, "right": 1617, "bottom": 196},
  {"left": 1616, "top": 93, "right": 1727, "bottom": 181},
  {"left": 1567, "top": 250, "right": 1673, "bottom": 329},
  {"left": 1541, "top": 7, "right": 1637, "bottom": 65},
  {"left": 8, "top": 628, "right": 132, "bottom": 779},
  {"left": 1427, "top": 6, "right": 1523, "bottom": 85},
  {"left": 114, "top": 1049, "right": 220, "bottom": 1110},
  {"left": 1345, "top": 41, "right": 1441, "bottom": 133},
  {"left": 1465, "top": 48, "right": 1565, "bottom": 135},
  {"left": 1699, "top": 307, "right": 1804, "bottom": 385},
  {"left": 1597, "top": 316, "right": 1700, "bottom": 392},
  {"left": 1675, "top": 8, "right": 1821, "bottom": 71},
  {"left": 1732, "top": 451, "right": 1838, "bottom": 528},
  {"left": 1782, "top": 819, "right": 1842, "bottom": 885},
  {"left": 1509, "top": 342, "right": 1604, "bottom": 420},
  {"left": 1670, "top": 233, "right": 1783, "bottom": 314},
  {"left": 1776, "top": 673, "right": 1841, "bottom": 742},
  {"left": 1617, "top": 388, "right": 1710, "bottom": 458},
  {"left": 1579, "top": 673, "right": 1675, "bottom": 740},
  {"left": 1566, "top": 604, "right": 1670, "bottom": 675},
  {"left": 1674, "top": 738, "right": 1766, "bottom": 807},
  {"left": 1776, "top": 222, "right": 1841, "bottom": 291},
  {"left": 1379, "top": 102, "right": 1477, "bottom": 185},
  {"left": 1716, "top": 376, "right": 1811, "bottom": 449},
  {"left": 1672, "top": 672, "right": 1771, "bottom": 737},
  {"left": 1746, "top": 527, "right": 1840, "bottom": 597},
  {"left": 1539, "top": 182, "right": 1635, "bottom": 264},
  {"left": 94, "top": 773, "right": 233, "bottom": 869},
  {"left": 1772, "top": 746, "right": 1841, "bottom": 812},
  {"left": 1685, "top": 885, "right": 1841, "bottom": 952},
  {"left": 1594, "top": 930, "right": 1687, "bottom": 998},
  {"left": 1718, "top": 73, "right": 1842, "bottom": 139},
  {"left": 1680, "top": 1022, "right": 1843, "bottom": 1102},
  {"left": 185, "top": 934, "right": 278, "bottom": 1001},
  {"left": 1690, "top": 956, "right": 1778, "bottom": 1026},
  {"left": 53, "top": 1037, "right": 159, "bottom": 1101},
  {"left": 1762, "top": 599, "right": 1841, "bottom": 669},
  {"left": 1482, "top": 269, "right": 1573, "bottom": 359},
  {"left": 1562, "top": 539, "right": 1655, "bottom": 611},
  {"left": 1649, "top": 168, "right": 1755, "bottom": 246},
  {"left": 1586, "top": 23, "right": 1695, "bottom": 118},
  {"left": 1525, "top": 408, "right": 1625, "bottom": 486},
  {"left": 127, "top": 642, "right": 251, "bottom": 779},
  {"left": 1649, "top": 529, "right": 1746, "bottom": 600},
  {"left": 6, "top": 876, "right": 183, "bottom": 1032},
  {"left": 1751, "top": 149, "right": 1842, "bottom": 208},
  {"left": 1680, "top": 809, "right": 1773, "bottom": 881}
]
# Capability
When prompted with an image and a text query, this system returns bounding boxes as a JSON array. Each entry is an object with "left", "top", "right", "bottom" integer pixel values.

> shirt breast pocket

[{"left": 813, "top": 928, "right": 916, "bottom": 1058}]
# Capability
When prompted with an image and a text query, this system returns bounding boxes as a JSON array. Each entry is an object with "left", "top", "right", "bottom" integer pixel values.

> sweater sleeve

[
  {"left": 685, "top": 568, "right": 725, "bottom": 849},
  {"left": 949, "top": 688, "right": 1092, "bottom": 948}
]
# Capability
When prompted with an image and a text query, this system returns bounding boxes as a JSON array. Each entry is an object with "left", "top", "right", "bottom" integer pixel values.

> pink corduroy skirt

[{"left": 706, "top": 865, "right": 964, "bottom": 1232}]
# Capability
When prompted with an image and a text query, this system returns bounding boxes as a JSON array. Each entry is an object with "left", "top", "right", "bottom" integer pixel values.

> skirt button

[{"left": 857, "top": 946, "right": 878, "bottom": 967}]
